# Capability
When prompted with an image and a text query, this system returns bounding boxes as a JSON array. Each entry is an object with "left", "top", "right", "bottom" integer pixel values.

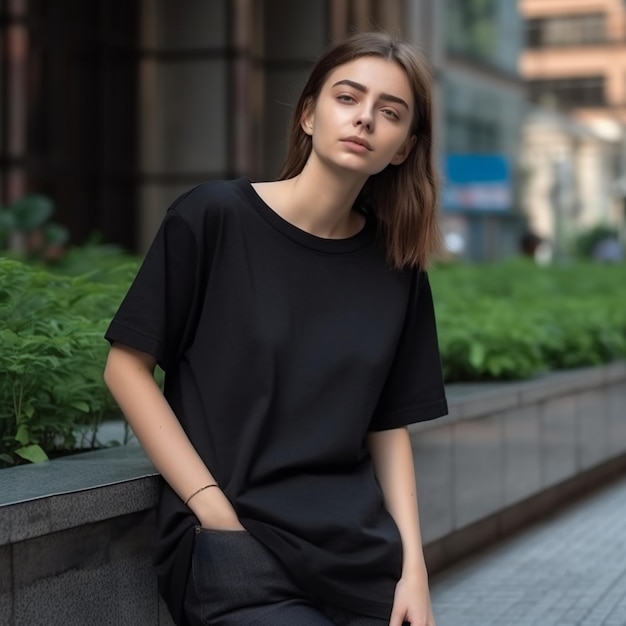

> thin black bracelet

[{"left": 184, "top": 483, "right": 219, "bottom": 506}]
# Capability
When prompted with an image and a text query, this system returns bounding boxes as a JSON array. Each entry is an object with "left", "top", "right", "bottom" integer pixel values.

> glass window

[
  {"left": 446, "top": 0, "right": 521, "bottom": 73},
  {"left": 446, "top": 0, "right": 498, "bottom": 61},
  {"left": 1, "top": 0, "right": 140, "bottom": 247},
  {"left": 526, "top": 14, "right": 606, "bottom": 48},
  {"left": 528, "top": 77, "right": 606, "bottom": 108},
  {"left": 446, "top": 111, "right": 501, "bottom": 153}
]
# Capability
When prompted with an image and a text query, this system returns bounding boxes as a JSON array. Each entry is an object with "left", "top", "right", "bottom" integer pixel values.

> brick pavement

[{"left": 430, "top": 475, "right": 626, "bottom": 626}]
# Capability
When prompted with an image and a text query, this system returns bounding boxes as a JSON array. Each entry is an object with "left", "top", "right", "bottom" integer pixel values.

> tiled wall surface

[
  {"left": 413, "top": 362, "right": 626, "bottom": 548},
  {"left": 0, "top": 362, "right": 624, "bottom": 625},
  {"left": 0, "top": 511, "right": 174, "bottom": 626}
]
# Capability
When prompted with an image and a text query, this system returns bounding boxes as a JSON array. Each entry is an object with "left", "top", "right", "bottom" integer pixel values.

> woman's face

[{"left": 302, "top": 56, "right": 417, "bottom": 177}]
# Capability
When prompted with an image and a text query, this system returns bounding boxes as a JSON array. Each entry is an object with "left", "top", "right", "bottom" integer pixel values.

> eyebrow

[{"left": 331, "top": 79, "right": 410, "bottom": 110}]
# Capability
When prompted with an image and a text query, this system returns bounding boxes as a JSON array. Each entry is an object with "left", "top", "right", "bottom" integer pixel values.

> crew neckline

[{"left": 236, "top": 178, "right": 376, "bottom": 254}]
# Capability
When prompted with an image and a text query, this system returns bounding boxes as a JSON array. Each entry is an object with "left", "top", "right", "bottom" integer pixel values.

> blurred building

[
  {"left": 521, "top": 0, "right": 626, "bottom": 131},
  {"left": 441, "top": 0, "right": 525, "bottom": 261},
  {"left": 520, "top": 107, "right": 620, "bottom": 258},
  {"left": 520, "top": 0, "right": 626, "bottom": 249},
  {"left": 1, "top": 0, "right": 524, "bottom": 259}
]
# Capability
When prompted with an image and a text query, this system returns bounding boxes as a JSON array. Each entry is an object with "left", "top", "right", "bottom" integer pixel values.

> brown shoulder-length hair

[{"left": 279, "top": 31, "right": 443, "bottom": 270}]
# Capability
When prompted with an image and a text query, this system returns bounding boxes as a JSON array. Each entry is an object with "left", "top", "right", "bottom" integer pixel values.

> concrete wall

[
  {"left": 414, "top": 362, "right": 626, "bottom": 569},
  {"left": 1, "top": 362, "right": 625, "bottom": 625},
  {"left": 0, "top": 449, "right": 168, "bottom": 626}
]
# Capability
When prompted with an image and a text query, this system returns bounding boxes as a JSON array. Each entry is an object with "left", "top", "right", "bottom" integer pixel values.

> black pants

[{"left": 185, "top": 527, "right": 406, "bottom": 626}]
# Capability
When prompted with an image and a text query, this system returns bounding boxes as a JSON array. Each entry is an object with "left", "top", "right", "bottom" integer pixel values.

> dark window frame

[
  {"left": 526, "top": 13, "right": 607, "bottom": 48},
  {"left": 528, "top": 76, "right": 606, "bottom": 109},
  {"left": 0, "top": 0, "right": 140, "bottom": 249},
  {"left": 446, "top": 111, "right": 501, "bottom": 154}
]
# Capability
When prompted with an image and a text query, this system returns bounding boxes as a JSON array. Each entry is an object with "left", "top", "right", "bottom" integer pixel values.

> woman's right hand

[{"left": 190, "top": 486, "right": 246, "bottom": 531}]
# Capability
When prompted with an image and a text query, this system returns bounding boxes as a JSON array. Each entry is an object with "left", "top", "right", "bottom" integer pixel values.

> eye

[
  {"left": 337, "top": 94, "right": 356, "bottom": 103},
  {"left": 381, "top": 108, "right": 400, "bottom": 120}
]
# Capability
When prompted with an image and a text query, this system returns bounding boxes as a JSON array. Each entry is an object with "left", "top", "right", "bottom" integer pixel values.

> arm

[
  {"left": 103, "top": 343, "right": 243, "bottom": 530},
  {"left": 367, "top": 427, "right": 436, "bottom": 626}
]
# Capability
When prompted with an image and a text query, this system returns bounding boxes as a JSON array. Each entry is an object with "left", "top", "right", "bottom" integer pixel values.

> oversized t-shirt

[{"left": 105, "top": 178, "right": 448, "bottom": 625}]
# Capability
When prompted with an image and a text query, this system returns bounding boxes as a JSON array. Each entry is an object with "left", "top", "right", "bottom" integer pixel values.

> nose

[{"left": 355, "top": 108, "right": 374, "bottom": 132}]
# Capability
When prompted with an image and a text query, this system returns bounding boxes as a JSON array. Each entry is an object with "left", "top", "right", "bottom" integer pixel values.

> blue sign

[{"left": 442, "top": 155, "right": 511, "bottom": 211}]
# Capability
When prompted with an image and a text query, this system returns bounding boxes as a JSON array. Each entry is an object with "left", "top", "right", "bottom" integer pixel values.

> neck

[{"left": 283, "top": 161, "right": 368, "bottom": 239}]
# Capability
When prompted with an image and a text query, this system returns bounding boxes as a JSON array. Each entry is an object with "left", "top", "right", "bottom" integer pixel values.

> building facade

[
  {"left": 520, "top": 107, "right": 621, "bottom": 258},
  {"left": 1, "top": 0, "right": 428, "bottom": 251},
  {"left": 521, "top": 0, "right": 626, "bottom": 131},
  {"left": 520, "top": 0, "right": 626, "bottom": 248},
  {"left": 2, "top": 0, "right": 525, "bottom": 259},
  {"left": 442, "top": 0, "right": 526, "bottom": 261}
]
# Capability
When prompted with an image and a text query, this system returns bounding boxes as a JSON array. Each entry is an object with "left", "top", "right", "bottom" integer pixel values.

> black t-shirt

[{"left": 105, "top": 178, "right": 448, "bottom": 624}]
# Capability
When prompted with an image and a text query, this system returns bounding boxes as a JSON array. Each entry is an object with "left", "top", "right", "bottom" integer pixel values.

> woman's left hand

[{"left": 389, "top": 572, "right": 436, "bottom": 626}]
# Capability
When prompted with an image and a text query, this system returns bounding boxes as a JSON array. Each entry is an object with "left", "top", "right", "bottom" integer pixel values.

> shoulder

[{"left": 166, "top": 178, "right": 249, "bottom": 230}]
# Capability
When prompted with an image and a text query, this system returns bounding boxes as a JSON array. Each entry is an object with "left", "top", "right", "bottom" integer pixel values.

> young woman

[{"left": 104, "top": 31, "right": 447, "bottom": 626}]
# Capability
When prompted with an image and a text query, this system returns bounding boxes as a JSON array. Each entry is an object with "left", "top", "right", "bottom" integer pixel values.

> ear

[
  {"left": 300, "top": 97, "right": 315, "bottom": 136},
  {"left": 391, "top": 134, "right": 417, "bottom": 166}
]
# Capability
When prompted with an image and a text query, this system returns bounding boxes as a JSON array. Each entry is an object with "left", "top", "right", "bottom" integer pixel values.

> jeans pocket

[{"left": 191, "top": 526, "right": 283, "bottom": 623}]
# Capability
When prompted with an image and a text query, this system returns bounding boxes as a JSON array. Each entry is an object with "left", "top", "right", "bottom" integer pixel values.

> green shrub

[
  {"left": 431, "top": 259, "right": 626, "bottom": 382},
  {"left": 574, "top": 224, "right": 620, "bottom": 259},
  {"left": 0, "top": 257, "right": 139, "bottom": 467},
  {"left": 0, "top": 194, "right": 69, "bottom": 260},
  {"left": 1, "top": 254, "right": 625, "bottom": 468},
  {"left": 50, "top": 241, "right": 140, "bottom": 277}
]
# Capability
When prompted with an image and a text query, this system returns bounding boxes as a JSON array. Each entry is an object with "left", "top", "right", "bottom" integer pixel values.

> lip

[{"left": 341, "top": 136, "right": 373, "bottom": 151}]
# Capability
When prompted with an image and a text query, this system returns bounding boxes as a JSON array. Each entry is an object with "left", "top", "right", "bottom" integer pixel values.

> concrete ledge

[
  {"left": 411, "top": 362, "right": 626, "bottom": 548},
  {"left": 424, "top": 453, "right": 626, "bottom": 576},
  {"left": 0, "top": 447, "right": 159, "bottom": 546},
  {"left": 0, "top": 362, "right": 625, "bottom": 626},
  {"left": 0, "top": 449, "right": 167, "bottom": 626}
]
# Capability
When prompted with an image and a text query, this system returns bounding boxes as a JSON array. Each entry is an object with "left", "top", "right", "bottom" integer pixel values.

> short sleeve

[
  {"left": 104, "top": 205, "right": 200, "bottom": 371},
  {"left": 368, "top": 270, "right": 448, "bottom": 431}
]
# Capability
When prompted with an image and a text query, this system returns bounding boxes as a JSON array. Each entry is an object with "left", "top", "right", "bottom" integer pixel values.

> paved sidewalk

[{"left": 430, "top": 475, "right": 626, "bottom": 626}]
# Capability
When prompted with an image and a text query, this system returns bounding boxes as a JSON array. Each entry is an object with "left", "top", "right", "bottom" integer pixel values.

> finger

[{"left": 388, "top": 608, "right": 406, "bottom": 626}]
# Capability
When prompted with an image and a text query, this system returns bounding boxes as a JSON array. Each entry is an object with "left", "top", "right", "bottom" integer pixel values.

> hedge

[
  {"left": 431, "top": 259, "right": 626, "bottom": 381},
  {"left": 0, "top": 255, "right": 139, "bottom": 466},
  {"left": 1, "top": 255, "right": 625, "bottom": 466}
]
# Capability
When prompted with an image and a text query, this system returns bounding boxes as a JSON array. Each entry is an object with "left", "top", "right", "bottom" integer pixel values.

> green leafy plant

[
  {"left": 431, "top": 259, "right": 626, "bottom": 382},
  {"left": 0, "top": 194, "right": 69, "bottom": 260},
  {"left": 574, "top": 223, "right": 621, "bottom": 259},
  {"left": 1, "top": 254, "right": 625, "bottom": 468},
  {"left": 0, "top": 257, "right": 139, "bottom": 467}
]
